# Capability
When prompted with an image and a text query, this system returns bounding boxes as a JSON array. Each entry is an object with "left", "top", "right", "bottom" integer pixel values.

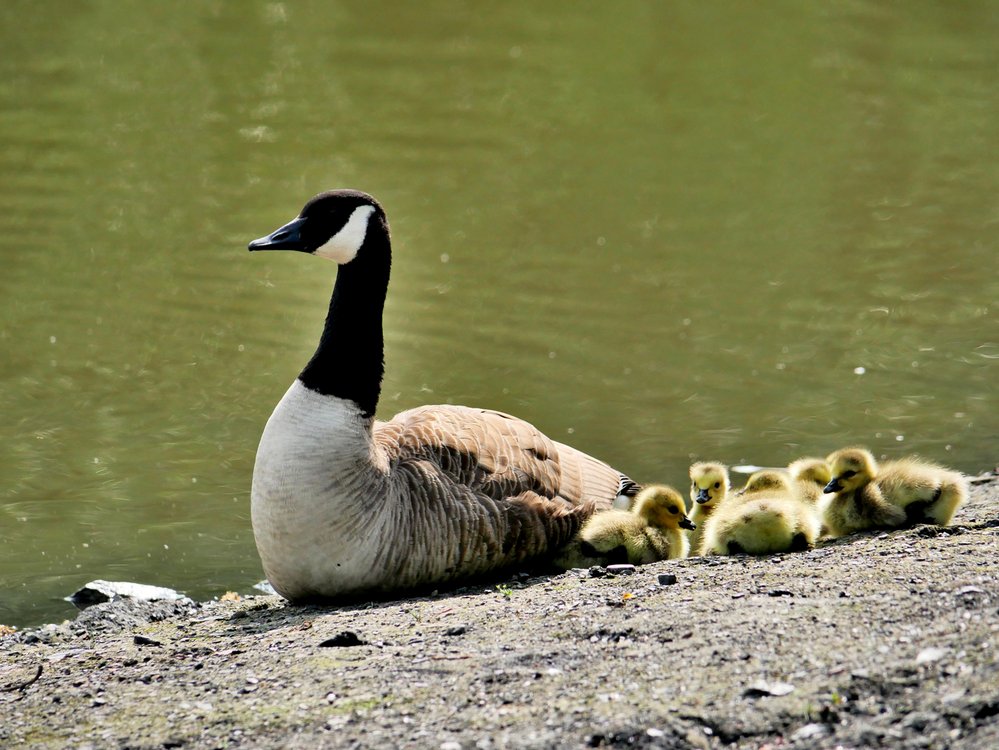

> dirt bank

[{"left": 2, "top": 474, "right": 997, "bottom": 749}]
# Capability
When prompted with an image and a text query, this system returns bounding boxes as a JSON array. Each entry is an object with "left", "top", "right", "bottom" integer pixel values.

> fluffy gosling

[
  {"left": 823, "top": 447, "right": 967, "bottom": 534},
  {"left": 554, "top": 484, "right": 694, "bottom": 568},
  {"left": 687, "top": 462, "right": 730, "bottom": 556},
  {"left": 701, "top": 470, "right": 820, "bottom": 555},
  {"left": 787, "top": 457, "right": 832, "bottom": 506},
  {"left": 820, "top": 448, "right": 907, "bottom": 537}
]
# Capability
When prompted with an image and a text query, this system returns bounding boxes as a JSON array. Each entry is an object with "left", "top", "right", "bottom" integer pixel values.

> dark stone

[
  {"left": 318, "top": 631, "right": 367, "bottom": 648},
  {"left": 606, "top": 564, "right": 636, "bottom": 575},
  {"left": 67, "top": 581, "right": 185, "bottom": 609},
  {"left": 658, "top": 574, "right": 678, "bottom": 586},
  {"left": 133, "top": 636, "right": 161, "bottom": 647}
]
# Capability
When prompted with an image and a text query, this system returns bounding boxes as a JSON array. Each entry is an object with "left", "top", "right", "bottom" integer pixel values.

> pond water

[{"left": 2, "top": 1, "right": 997, "bottom": 627}]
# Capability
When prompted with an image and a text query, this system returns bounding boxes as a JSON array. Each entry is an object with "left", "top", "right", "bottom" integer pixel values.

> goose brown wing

[
  {"left": 374, "top": 404, "right": 626, "bottom": 509},
  {"left": 377, "top": 461, "right": 596, "bottom": 573}
]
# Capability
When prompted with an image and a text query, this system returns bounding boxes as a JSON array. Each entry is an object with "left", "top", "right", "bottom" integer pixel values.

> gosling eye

[
  {"left": 714, "top": 482, "right": 720, "bottom": 489},
  {"left": 691, "top": 481, "right": 697, "bottom": 489},
  {"left": 842, "top": 470, "right": 857, "bottom": 479},
  {"left": 669, "top": 505, "right": 679, "bottom": 514}
]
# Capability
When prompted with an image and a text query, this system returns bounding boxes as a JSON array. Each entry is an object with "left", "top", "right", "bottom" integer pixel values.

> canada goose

[
  {"left": 701, "top": 470, "right": 820, "bottom": 555},
  {"left": 787, "top": 457, "right": 832, "bottom": 506},
  {"left": 687, "top": 462, "right": 730, "bottom": 556},
  {"left": 247, "top": 190, "right": 639, "bottom": 600},
  {"left": 554, "top": 485, "right": 693, "bottom": 568},
  {"left": 823, "top": 447, "right": 967, "bottom": 530}
]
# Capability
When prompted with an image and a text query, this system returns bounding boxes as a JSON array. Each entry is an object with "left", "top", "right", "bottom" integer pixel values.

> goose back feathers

[{"left": 248, "top": 190, "right": 635, "bottom": 600}]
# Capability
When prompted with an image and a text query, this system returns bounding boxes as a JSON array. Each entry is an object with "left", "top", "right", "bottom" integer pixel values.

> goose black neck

[{"left": 298, "top": 220, "right": 391, "bottom": 419}]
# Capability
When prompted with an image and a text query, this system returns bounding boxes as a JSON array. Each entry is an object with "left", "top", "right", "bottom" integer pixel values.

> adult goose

[{"left": 248, "top": 189, "right": 637, "bottom": 601}]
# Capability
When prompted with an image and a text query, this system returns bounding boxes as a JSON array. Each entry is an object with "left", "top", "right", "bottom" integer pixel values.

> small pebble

[
  {"left": 954, "top": 586, "right": 985, "bottom": 596},
  {"left": 790, "top": 723, "right": 827, "bottom": 741},
  {"left": 916, "top": 647, "right": 947, "bottom": 665},
  {"left": 658, "top": 573, "right": 678, "bottom": 586},
  {"left": 743, "top": 680, "right": 795, "bottom": 698},
  {"left": 606, "top": 564, "right": 636, "bottom": 575},
  {"left": 318, "top": 631, "right": 367, "bottom": 648}
]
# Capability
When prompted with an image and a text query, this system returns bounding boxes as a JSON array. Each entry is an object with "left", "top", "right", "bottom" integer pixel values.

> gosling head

[
  {"left": 689, "top": 462, "right": 730, "bottom": 507},
  {"left": 633, "top": 485, "right": 695, "bottom": 531},
  {"left": 741, "top": 469, "right": 792, "bottom": 495},
  {"left": 248, "top": 189, "right": 386, "bottom": 264},
  {"left": 789, "top": 457, "right": 832, "bottom": 487},
  {"left": 824, "top": 448, "right": 877, "bottom": 493}
]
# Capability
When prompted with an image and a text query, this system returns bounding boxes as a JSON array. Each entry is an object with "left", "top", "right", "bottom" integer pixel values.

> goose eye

[
  {"left": 714, "top": 482, "right": 720, "bottom": 489},
  {"left": 691, "top": 481, "right": 697, "bottom": 489},
  {"left": 669, "top": 505, "right": 679, "bottom": 514},
  {"left": 842, "top": 470, "right": 857, "bottom": 479}
]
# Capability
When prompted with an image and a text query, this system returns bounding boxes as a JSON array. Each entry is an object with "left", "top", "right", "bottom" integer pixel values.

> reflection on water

[{"left": 1, "top": 2, "right": 996, "bottom": 627}]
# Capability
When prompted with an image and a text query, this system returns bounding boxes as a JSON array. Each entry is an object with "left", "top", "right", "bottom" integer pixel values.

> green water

[{"left": 1, "top": 1, "right": 997, "bottom": 627}]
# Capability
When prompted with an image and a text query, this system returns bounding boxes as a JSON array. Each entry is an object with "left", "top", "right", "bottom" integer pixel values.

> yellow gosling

[
  {"left": 875, "top": 455, "right": 968, "bottom": 526},
  {"left": 554, "top": 485, "right": 693, "bottom": 568},
  {"left": 787, "top": 457, "right": 832, "bottom": 506},
  {"left": 687, "top": 462, "right": 730, "bottom": 556},
  {"left": 821, "top": 448, "right": 907, "bottom": 537},
  {"left": 701, "top": 470, "right": 820, "bottom": 555},
  {"left": 739, "top": 469, "right": 793, "bottom": 497}
]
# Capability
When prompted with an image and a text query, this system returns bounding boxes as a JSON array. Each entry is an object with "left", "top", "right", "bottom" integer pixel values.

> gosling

[
  {"left": 554, "top": 484, "right": 694, "bottom": 568},
  {"left": 688, "top": 462, "right": 731, "bottom": 556},
  {"left": 701, "top": 470, "right": 820, "bottom": 556},
  {"left": 823, "top": 447, "right": 967, "bottom": 533},
  {"left": 821, "top": 448, "right": 908, "bottom": 537},
  {"left": 787, "top": 457, "right": 832, "bottom": 506}
]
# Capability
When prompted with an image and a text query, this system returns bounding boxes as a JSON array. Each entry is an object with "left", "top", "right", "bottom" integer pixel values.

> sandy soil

[{"left": 2, "top": 474, "right": 997, "bottom": 749}]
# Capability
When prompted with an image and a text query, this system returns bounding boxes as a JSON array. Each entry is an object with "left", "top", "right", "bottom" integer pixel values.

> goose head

[
  {"left": 824, "top": 448, "right": 877, "bottom": 493},
  {"left": 688, "top": 462, "right": 729, "bottom": 507},
  {"left": 248, "top": 189, "right": 386, "bottom": 264},
  {"left": 633, "top": 485, "right": 696, "bottom": 531}
]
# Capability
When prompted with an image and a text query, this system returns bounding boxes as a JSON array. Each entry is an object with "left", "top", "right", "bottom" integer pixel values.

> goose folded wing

[{"left": 374, "top": 404, "right": 622, "bottom": 508}]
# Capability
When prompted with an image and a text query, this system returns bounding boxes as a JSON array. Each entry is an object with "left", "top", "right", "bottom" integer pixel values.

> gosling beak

[
  {"left": 248, "top": 216, "right": 310, "bottom": 252},
  {"left": 695, "top": 488, "right": 711, "bottom": 504},
  {"left": 679, "top": 517, "right": 696, "bottom": 531},
  {"left": 823, "top": 478, "right": 843, "bottom": 493}
]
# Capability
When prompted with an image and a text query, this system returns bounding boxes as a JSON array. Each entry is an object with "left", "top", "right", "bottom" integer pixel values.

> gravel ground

[{"left": 2, "top": 473, "right": 997, "bottom": 750}]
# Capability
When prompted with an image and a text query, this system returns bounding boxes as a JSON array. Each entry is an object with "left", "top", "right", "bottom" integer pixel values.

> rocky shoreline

[{"left": 2, "top": 473, "right": 997, "bottom": 749}]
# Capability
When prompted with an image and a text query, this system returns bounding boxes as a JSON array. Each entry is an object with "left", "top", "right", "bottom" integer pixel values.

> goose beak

[
  {"left": 679, "top": 517, "right": 696, "bottom": 531},
  {"left": 248, "top": 216, "right": 310, "bottom": 252},
  {"left": 695, "top": 488, "right": 711, "bottom": 504},
  {"left": 823, "top": 478, "right": 843, "bottom": 493}
]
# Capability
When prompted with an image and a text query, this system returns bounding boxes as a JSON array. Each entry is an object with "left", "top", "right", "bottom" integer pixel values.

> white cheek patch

[{"left": 315, "top": 204, "right": 377, "bottom": 263}]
